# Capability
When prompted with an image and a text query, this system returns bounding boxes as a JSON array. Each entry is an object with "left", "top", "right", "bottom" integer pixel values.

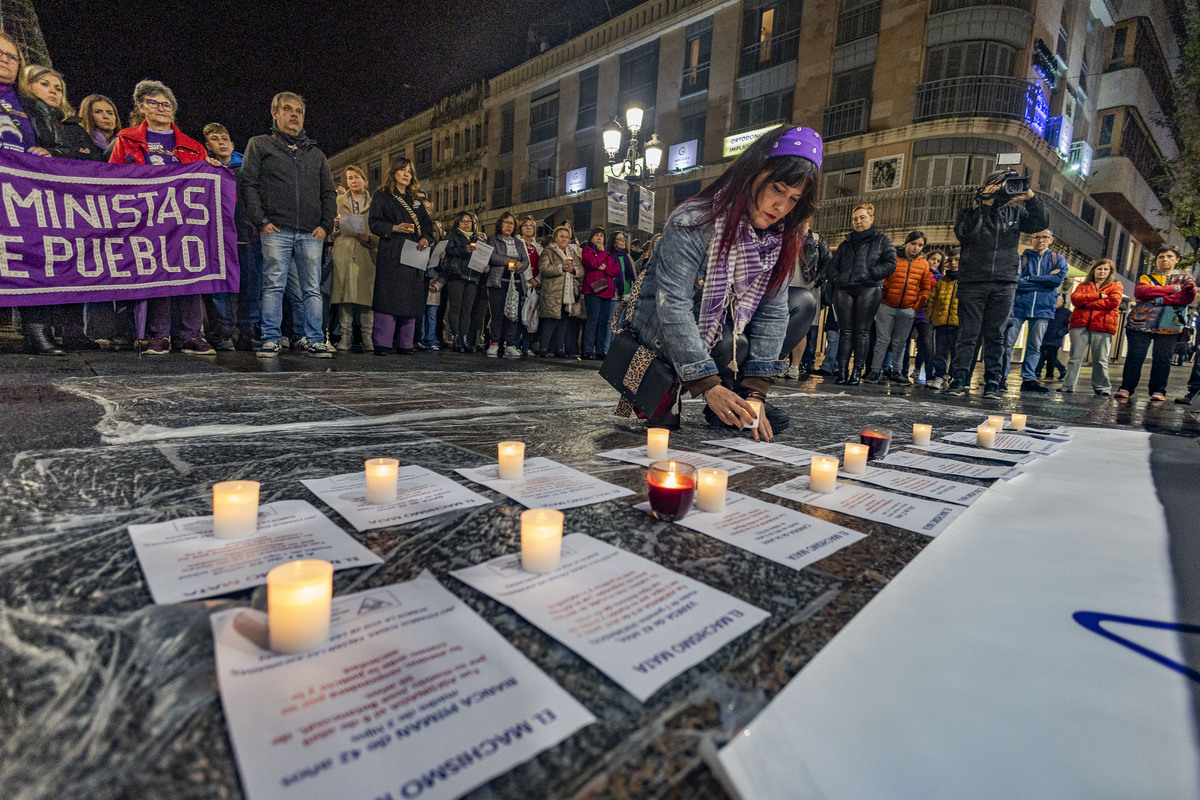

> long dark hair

[
  {"left": 384, "top": 156, "right": 420, "bottom": 197},
  {"left": 689, "top": 126, "right": 819, "bottom": 293}
]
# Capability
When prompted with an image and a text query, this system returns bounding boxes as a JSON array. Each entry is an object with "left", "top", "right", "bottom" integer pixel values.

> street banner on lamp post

[
  {"left": 638, "top": 188, "right": 655, "bottom": 233},
  {"left": 607, "top": 177, "right": 629, "bottom": 226}
]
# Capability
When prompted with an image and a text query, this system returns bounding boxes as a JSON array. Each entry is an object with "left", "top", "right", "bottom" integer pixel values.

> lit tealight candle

[
  {"left": 267, "top": 559, "right": 334, "bottom": 654},
  {"left": 520, "top": 508, "right": 564, "bottom": 573},
  {"left": 977, "top": 424, "right": 998, "bottom": 449},
  {"left": 695, "top": 467, "right": 729, "bottom": 513},
  {"left": 212, "top": 480, "right": 260, "bottom": 539},
  {"left": 810, "top": 455, "right": 839, "bottom": 494},
  {"left": 364, "top": 458, "right": 400, "bottom": 504},
  {"left": 647, "top": 428, "right": 671, "bottom": 460},
  {"left": 912, "top": 423, "right": 932, "bottom": 446},
  {"left": 987, "top": 414, "right": 1006, "bottom": 431},
  {"left": 744, "top": 399, "right": 764, "bottom": 430},
  {"left": 497, "top": 441, "right": 525, "bottom": 480},
  {"left": 1010, "top": 413, "right": 1027, "bottom": 432},
  {"left": 843, "top": 443, "right": 869, "bottom": 475}
]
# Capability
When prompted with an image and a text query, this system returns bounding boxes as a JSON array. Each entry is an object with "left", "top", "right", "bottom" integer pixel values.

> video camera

[{"left": 977, "top": 153, "right": 1030, "bottom": 204}]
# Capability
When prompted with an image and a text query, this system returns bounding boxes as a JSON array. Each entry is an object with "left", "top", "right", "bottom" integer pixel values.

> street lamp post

[{"left": 603, "top": 106, "right": 664, "bottom": 187}]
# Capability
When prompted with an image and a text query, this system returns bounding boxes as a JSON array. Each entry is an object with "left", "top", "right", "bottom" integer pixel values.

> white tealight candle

[
  {"left": 1010, "top": 413, "right": 1027, "bottom": 432},
  {"left": 810, "top": 456, "right": 839, "bottom": 494},
  {"left": 745, "top": 399, "right": 764, "bottom": 430},
  {"left": 843, "top": 443, "right": 869, "bottom": 475},
  {"left": 695, "top": 468, "right": 729, "bottom": 513},
  {"left": 647, "top": 428, "right": 671, "bottom": 460},
  {"left": 364, "top": 458, "right": 399, "bottom": 504},
  {"left": 212, "top": 480, "right": 260, "bottom": 539},
  {"left": 267, "top": 559, "right": 334, "bottom": 654},
  {"left": 912, "top": 423, "right": 932, "bottom": 446},
  {"left": 986, "top": 414, "right": 1006, "bottom": 431},
  {"left": 977, "top": 424, "right": 997, "bottom": 449},
  {"left": 520, "top": 508, "right": 564, "bottom": 573},
  {"left": 497, "top": 441, "right": 525, "bottom": 480}
]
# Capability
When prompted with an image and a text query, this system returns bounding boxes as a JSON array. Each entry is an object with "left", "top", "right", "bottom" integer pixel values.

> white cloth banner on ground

[
  {"left": 452, "top": 534, "right": 768, "bottom": 702},
  {"left": 763, "top": 477, "right": 963, "bottom": 536},
  {"left": 703, "top": 439, "right": 824, "bottom": 467},
  {"left": 943, "top": 430, "right": 1060, "bottom": 454},
  {"left": 128, "top": 500, "right": 383, "bottom": 604},
  {"left": 638, "top": 492, "right": 865, "bottom": 572},
  {"left": 598, "top": 447, "right": 753, "bottom": 475},
  {"left": 456, "top": 456, "right": 634, "bottom": 509},
  {"left": 716, "top": 428, "right": 1200, "bottom": 800},
  {"left": 911, "top": 441, "right": 1036, "bottom": 464},
  {"left": 878, "top": 450, "right": 1020, "bottom": 481},
  {"left": 302, "top": 466, "right": 492, "bottom": 532},
  {"left": 212, "top": 571, "right": 595, "bottom": 800},
  {"left": 607, "top": 177, "right": 629, "bottom": 226},
  {"left": 840, "top": 466, "right": 986, "bottom": 506},
  {"left": 466, "top": 240, "right": 494, "bottom": 273},
  {"left": 637, "top": 188, "right": 655, "bottom": 233}
]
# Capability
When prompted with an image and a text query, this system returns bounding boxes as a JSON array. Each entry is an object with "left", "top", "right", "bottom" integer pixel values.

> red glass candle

[
  {"left": 859, "top": 427, "right": 892, "bottom": 460},
  {"left": 646, "top": 461, "right": 696, "bottom": 522}
]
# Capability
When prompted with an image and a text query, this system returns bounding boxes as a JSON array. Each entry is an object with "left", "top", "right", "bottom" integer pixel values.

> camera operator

[{"left": 944, "top": 169, "right": 1048, "bottom": 398}]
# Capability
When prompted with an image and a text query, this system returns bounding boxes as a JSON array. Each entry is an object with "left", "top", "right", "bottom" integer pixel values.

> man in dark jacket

[
  {"left": 945, "top": 176, "right": 1048, "bottom": 397},
  {"left": 240, "top": 92, "right": 337, "bottom": 358}
]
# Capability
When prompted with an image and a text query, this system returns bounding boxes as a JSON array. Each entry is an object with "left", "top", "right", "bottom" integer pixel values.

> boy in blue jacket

[{"left": 1002, "top": 229, "right": 1066, "bottom": 392}]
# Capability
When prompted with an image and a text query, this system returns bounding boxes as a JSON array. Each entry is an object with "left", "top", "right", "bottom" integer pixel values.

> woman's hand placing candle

[{"left": 705, "top": 386, "right": 773, "bottom": 442}]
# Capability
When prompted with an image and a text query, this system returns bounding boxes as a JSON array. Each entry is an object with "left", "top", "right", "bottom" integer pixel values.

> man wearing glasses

[{"left": 1003, "top": 229, "right": 1066, "bottom": 393}]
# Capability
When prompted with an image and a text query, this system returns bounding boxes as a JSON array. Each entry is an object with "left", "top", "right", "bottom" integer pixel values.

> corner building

[{"left": 329, "top": 0, "right": 1188, "bottom": 277}]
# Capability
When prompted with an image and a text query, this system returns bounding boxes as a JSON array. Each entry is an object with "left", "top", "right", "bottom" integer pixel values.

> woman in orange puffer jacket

[{"left": 1061, "top": 259, "right": 1123, "bottom": 395}]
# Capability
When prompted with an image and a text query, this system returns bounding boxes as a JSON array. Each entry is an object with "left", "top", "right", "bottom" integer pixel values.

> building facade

[{"left": 328, "top": 0, "right": 1189, "bottom": 278}]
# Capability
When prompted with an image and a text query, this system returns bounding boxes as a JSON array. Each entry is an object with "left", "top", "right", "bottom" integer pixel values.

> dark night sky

[{"left": 34, "top": 0, "right": 639, "bottom": 155}]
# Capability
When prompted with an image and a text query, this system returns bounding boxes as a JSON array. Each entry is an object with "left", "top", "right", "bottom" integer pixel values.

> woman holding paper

[
  {"left": 484, "top": 212, "right": 531, "bottom": 358},
  {"left": 619, "top": 125, "right": 824, "bottom": 440},
  {"left": 444, "top": 212, "right": 483, "bottom": 352},
  {"left": 330, "top": 165, "right": 377, "bottom": 351},
  {"left": 538, "top": 226, "right": 586, "bottom": 358},
  {"left": 368, "top": 158, "right": 432, "bottom": 355}
]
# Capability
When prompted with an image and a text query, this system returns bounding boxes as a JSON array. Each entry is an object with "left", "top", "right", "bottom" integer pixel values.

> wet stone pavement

[{"left": 1, "top": 341, "right": 1197, "bottom": 799}]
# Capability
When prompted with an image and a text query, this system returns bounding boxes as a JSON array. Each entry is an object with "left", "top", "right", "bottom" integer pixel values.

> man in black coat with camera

[{"left": 944, "top": 172, "right": 1048, "bottom": 398}]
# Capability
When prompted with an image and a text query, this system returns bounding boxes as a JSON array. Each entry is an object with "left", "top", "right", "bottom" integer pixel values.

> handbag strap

[{"left": 611, "top": 266, "right": 649, "bottom": 333}]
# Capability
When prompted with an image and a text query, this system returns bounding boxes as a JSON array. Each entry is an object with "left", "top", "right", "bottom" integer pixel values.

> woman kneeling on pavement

[{"left": 617, "top": 125, "right": 823, "bottom": 441}]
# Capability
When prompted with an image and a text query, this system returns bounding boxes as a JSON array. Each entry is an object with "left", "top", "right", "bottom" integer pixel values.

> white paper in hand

[{"left": 400, "top": 238, "right": 430, "bottom": 269}]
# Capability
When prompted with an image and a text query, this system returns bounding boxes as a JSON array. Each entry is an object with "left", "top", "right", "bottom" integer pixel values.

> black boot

[
  {"left": 835, "top": 368, "right": 850, "bottom": 385},
  {"left": 847, "top": 367, "right": 862, "bottom": 386},
  {"left": 453, "top": 335, "right": 465, "bottom": 353},
  {"left": 26, "top": 323, "right": 65, "bottom": 356}
]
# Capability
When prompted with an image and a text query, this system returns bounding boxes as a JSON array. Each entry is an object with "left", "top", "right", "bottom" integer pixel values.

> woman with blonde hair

[
  {"left": 330, "top": 164, "right": 378, "bottom": 351},
  {"left": 21, "top": 65, "right": 104, "bottom": 160},
  {"left": 825, "top": 202, "right": 896, "bottom": 384},
  {"left": 538, "top": 225, "right": 585, "bottom": 357}
]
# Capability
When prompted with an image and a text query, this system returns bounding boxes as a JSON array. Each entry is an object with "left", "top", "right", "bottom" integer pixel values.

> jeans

[
  {"left": 953, "top": 282, "right": 1016, "bottom": 388},
  {"left": 423, "top": 305, "right": 440, "bottom": 347},
  {"left": 932, "top": 325, "right": 958, "bottom": 379},
  {"left": 870, "top": 304, "right": 916, "bottom": 372},
  {"left": 903, "top": 321, "right": 934, "bottom": 378},
  {"left": 237, "top": 240, "right": 263, "bottom": 340},
  {"left": 820, "top": 328, "right": 840, "bottom": 372},
  {"left": 203, "top": 293, "right": 237, "bottom": 340},
  {"left": 1120, "top": 330, "right": 1176, "bottom": 395},
  {"left": 1063, "top": 327, "right": 1113, "bottom": 392},
  {"left": 1039, "top": 344, "right": 1065, "bottom": 378},
  {"left": 801, "top": 323, "right": 820, "bottom": 368},
  {"left": 445, "top": 278, "right": 477, "bottom": 338},
  {"left": 583, "top": 294, "right": 615, "bottom": 355},
  {"left": 1003, "top": 316, "right": 1050, "bottom": 382},
  {"left": 261, "top": 229, "right": 324, "bottom": 343}
]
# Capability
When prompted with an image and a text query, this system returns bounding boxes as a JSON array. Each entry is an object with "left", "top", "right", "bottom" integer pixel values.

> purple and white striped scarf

[{"left": 697, "top": 212, "right": 783, "bottom": 365}]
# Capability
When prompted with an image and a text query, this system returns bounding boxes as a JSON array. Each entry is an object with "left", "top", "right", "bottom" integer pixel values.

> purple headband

[{"left": 770, "top": 127, "right": 823, "bottom": 170}]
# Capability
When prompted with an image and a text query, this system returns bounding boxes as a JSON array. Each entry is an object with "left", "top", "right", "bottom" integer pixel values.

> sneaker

[
  {"left": 414, "top": 342, "right": 427, "bottom": 351},
  {"left": 864, "top": 370, "right": 881, "bottom": 383},
  {"left": 257, "top": 341, "right": 282, "bottom": 358},
  {"left": 486, "top": 344, "right": 499, "bottom": 358},
  {"left": 430, "top": 344, "right": 441, "bottom": 351},
  {"left": 1056, "top": 386, "right": 1073, "bottom": 393},
  {"left": 213, "top": 338, "right": 237, "bottom": 352},
  {"left": 307, "top": 341, "right": 335, "bottom": 358},
  {"left": 1149, "top": 392, "right": 1165, "bottom": 402},
  {"left": 1175, "top": 391, "right": 1197, "bottom": 405},
  {"left": 181, "top": 337, "right": 216, "bottom": 355},
  {"left": 943, "top": 378, "right": 967, "bottom": 396},
  {"left": 982, "top": 384, "right": 1003, "bottom": 399},
  {"left": 504, "top": 345, "right": 521, "bottom": 358},
  {"left": 1095, "top": 389, "right": 1112, "bottom": 397},
  {"left": 279, "top": 336, "right": 290, "bottom": 350},
  {"left": 928, "top": 377, "right": 943, "bottom": 391},
  {"left": 1021, "top": 380, "right": 1049, "bottom": 393},
  {"left": 892, "top": 372, "right": 912, "bottom": 386},
  {"left": 785, "top": 364, "right": 800, "bottom": 380},
  {"left": 143, "top": 337, "right": 171, "bottom": 356},
  {"left": 290, "top": 337, "right": 308, "bottom": 352},
  {"left": 1114, "top": 388, "right": 1130, "bottom": 399}
]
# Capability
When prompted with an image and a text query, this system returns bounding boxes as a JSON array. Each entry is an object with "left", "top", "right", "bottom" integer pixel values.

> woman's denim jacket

[{"left": 629, "top": 202, "right": 789, "bottom": 391}]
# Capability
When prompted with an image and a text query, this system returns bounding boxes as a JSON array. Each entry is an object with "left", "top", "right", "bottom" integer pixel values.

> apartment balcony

[
  {"left": 739, "top": 28, "right": 801, "bottom": 77},
  {"left": 822, "top": 98, "right": 871, "bottom": 141},
  {"left": 913, "top": 76, "right": 1036, "bottom": 123},
  {"left": 681, "top": 62, "right": 711, "bottom": 96},
  {"left": 929, "top": 0, "right": 1030, "bottom": 12},
  {"left": 520, "top": 177, "right": 557, "bottom": 204},
  {"left": 491, "top": 186, "right": 512, "bottom": 210},
  {"left": 835, "top": 1, "right": 881, "bottom": 46},
  {"left": 1090, "top": 157, "right": 1168, "bottom": 247}
]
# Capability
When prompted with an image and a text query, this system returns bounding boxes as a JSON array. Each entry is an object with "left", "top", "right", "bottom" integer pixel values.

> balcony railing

[
  {"left": 914, "top": 76, "right": 1035, "bottom": 123},
  {"left": 682, "top": 62, "right": 711, "bottom": 95},
  {"left": 520, "top": 177, "right": 557, "bottom": 204},
  {"left": 491, "top": 186, "right": 512, "bottom": 210},
  {"left": 929, "top": 0, "right": 1031, "bottom": 13},
  {"left": 739, "top": 28, "right": 802, "bottom": 76},
  {"left": 1130, "top": 20, "right": 1175, "bottom": 119},
  {"left": 529, "top": 119, "right": 559, "bottom": 145},
  {"left": 835, "top": 1, "right": 881, "bottom": 46},
  {"left": 1117, "top": 114, "right": 1171, "bottom": 203},
  {"left": 822, "top": 98, "right": 871, "bottom": 140}
]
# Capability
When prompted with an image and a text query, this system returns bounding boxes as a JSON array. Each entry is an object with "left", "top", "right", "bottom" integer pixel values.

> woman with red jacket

[
  {"left": 1116, "top": 246, "right": 1197, "bottom": 401},
  {"left": 581, "top": 226, "right": 620, "bottom": 359},
  {"left": 110, "top": 80, "right": 222, "bottom": 356},
  {"left": 1061, "top": 259, "right": 1123, "bottom": 395}
]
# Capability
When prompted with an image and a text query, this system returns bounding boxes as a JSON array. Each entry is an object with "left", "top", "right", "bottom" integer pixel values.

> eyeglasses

[
  {"left": 0, "top": 50, "right": 20, "bottom": 64},
  {"left": 1031, "top": 235, "right": 1053, "bottom": 240},
  {"left": 142, "top": 98, "right": 174, "bottom": 111}
]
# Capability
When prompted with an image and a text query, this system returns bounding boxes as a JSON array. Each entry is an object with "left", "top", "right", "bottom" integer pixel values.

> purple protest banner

[{"left": 0, "top": 149, "right": 238, "bottom": 307}]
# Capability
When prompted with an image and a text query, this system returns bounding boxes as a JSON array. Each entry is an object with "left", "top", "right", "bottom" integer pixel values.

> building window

[
  {"left": 683, "top": 29, "right": 712, "bottom": 94},
  {"left": 492, "top": 169, "right": 512, "bottom": 210},
  {"left": 1056, "top": 24, "right": 1069, "bottom": 61},
  {"left": 499, "top": 102, "right": 515, "bottom": 155},
  {"left": 674, "top": 180, "right": 702, "bottom": 206},
  {"left": 415, "top": 140, "right": 433, "bottom": 180},
  {"left": 735, "top": 88, "right": 793, "bottom": 131},
  {"left": 1110, "top": 26, "right": 1127, "bottom": 65},
  {"left": 679, "top": 110, "right": 707, "bottom": 162},
  {"left": 758, "top": 8, "right": 775, "bottom": 62},
  {"left": 1096, "top": 112, "right": 1115, "bottom": 157},
  {"left": 923, "top": 41, "right": 1017, "bottom": 81},
  {"left": 1080, "top": 200, "right": 1096, "bottom": 227},
  {"left": 474, "top": 123, "right": 482, "bottom": 150},
  {"left": 576, "top": 143, "right": 594, "bottom": 176},
  {"left": 911, "top": 153, "right": 996, "bottom": 188},
  {"left": 577, "top": 66, "right": 598, "bottom": 130},
  {"left": 573, "top": 201, "right": 592, "bottom": 235},
  {"left": 822, "top": 168, "right": 862, "bottom": 198},
  {"left": 619, "top": 41, "right": 659, "bottom": 133},
  {"left": 529, "top": 84, "right": 560, "bottom": 145},
  {"left": 831, "top": 65, "right": 873, "bottom": 104},
  {"left": 740, "top": 0, "right": 802, "bottom": 75}
]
